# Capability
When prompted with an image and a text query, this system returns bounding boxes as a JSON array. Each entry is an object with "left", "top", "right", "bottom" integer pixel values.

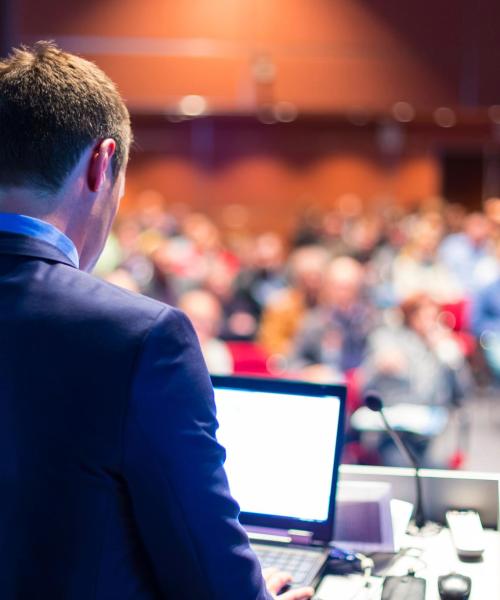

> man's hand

[{"left": 263, "top": 567, "right": 315, "bottom": 600}]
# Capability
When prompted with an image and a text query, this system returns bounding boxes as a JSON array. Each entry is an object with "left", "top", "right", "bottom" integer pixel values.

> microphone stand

[
  {"left": 364, "top": 393, "right": 440, "bottom": 536},
  {"left": 377, "top": 409, "right": 426, "bottom": 530}
]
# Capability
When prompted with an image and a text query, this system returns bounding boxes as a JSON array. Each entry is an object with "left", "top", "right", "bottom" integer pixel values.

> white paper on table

[
  {"left": 351, "top": 404, "right": 448, "bottom": 436},
  {"left": 391, "top": 498, "right": 414, "bottom": 551},
  {"left": 314, "top": 574, "right": 383, "bottom": 600}
]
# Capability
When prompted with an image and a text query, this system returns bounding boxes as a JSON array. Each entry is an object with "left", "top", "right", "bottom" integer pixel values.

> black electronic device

[
  {"left": 364, "top": 392, "right": 426, "bottom": 529},
  {"left": 211, "top": 375, "right": 346, "bottom": 588},
  {"left": 381, "top": 574, "right": 426, "bottom": 599},
  {"left": 438, "top": 573, "right": 472, "bottom": 600}
]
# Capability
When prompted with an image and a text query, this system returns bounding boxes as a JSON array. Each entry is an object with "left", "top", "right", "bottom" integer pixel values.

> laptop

[{"left": 211, "top": 375, "right": 346, "bottom": 589}]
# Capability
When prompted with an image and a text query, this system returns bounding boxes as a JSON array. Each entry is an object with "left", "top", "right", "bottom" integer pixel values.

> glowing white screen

[{"left": 214, "top": 387, "right": 341, "bottom": 522}]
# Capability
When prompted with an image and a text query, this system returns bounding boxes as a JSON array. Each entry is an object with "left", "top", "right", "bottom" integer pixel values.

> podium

[{"left": 314, "top": 465, "right": 500, "bottom": 600}]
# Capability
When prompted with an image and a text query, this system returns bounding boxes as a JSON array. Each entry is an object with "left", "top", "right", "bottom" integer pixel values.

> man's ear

[{"left": 87, "top": 138, "right": 116, "bottom": 192}]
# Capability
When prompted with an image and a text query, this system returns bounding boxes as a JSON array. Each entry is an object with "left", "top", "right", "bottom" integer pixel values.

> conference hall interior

[{"left": 4, "top": 0, "right": 499, "bottom": 474}]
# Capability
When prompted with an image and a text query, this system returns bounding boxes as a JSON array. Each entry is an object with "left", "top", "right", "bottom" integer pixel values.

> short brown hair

[{"left": 0, "top": 41, "right": 131, "bottom": 193}]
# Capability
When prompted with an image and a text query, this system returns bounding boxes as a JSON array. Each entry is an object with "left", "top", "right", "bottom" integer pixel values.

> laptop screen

[{"left": 211, "top": 376, "right": 345, "bottom": 534}]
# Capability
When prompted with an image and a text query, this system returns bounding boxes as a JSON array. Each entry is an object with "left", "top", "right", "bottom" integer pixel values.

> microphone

[{"left": 364, "top": 392, "right": 426, "bottom": 530}]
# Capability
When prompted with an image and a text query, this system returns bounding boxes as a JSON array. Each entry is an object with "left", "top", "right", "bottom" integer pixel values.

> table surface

[{"left": 315, "top": 528, "right": 500, "bottom": 599}]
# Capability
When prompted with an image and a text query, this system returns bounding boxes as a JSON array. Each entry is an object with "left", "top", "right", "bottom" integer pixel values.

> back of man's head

[{"left": 0, "top": 41, "right": 131, "bottom": 194}]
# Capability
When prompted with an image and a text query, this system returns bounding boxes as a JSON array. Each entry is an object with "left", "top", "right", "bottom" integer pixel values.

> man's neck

[{"left": 0, "top": 188, "right": 73, "bottom": 239}]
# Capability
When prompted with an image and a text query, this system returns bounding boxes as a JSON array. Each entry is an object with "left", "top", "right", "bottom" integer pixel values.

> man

[
  {"left": 471, "top": 236, "right": 500, "bottom": 383},
  {"left": 0, "top": 41, "right": 313, "bottom": 599},
  {"left": 291, "top": 256, "right": 375, "bottom": 374},
  {"left": 259, "top": 245, "right": 329, "bottom": 357},
  {"left": 439, "top": 212, "right": 494, "bottom": 294},
  {"left": 178, "top": 289, "right": 234, "bottom": 375}
]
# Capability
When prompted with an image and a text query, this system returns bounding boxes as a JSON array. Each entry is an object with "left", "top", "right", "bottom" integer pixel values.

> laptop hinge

[{"left": 246, "top": 526, "right": 314, "bottom": 545}]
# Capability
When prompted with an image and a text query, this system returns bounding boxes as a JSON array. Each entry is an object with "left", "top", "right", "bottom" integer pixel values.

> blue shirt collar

[{"left": 0, "top": 213, "right": 79, "bottom": 268}]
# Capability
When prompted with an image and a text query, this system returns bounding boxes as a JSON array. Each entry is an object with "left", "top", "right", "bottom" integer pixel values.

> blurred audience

[{"left": 95, "top": 194, "right": 499, "bottom": 465}]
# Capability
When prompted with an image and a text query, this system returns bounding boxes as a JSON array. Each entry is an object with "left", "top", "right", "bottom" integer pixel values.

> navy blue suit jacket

[{"left": 0, "top": 233, "right": 271, "bottom": 599}]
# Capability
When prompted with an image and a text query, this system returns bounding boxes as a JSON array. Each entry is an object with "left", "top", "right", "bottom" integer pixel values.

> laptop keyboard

[{"left": 252, "top": 543, "right": 326, "bottom": 587}]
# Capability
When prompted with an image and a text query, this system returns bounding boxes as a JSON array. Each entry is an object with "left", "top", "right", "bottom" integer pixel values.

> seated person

[
  {"left": 359, "top": 294, "right": 472, "bottom": 465},
  {"left": 234, "top": 232, "right": 287, "bottom": 321},
  {"left": 259, "top": 245, "right": 329, "bottom": 357},
  {"left": 471, "top": 236, "right": 500, "bottom": 382},
  {"left": 203, "top": 256, "right": 261, "bottom": 341},
  {"left": 291, "top": 256, "right": 376, "bottom": 375},
  {"left": 392, "top": 214, "right": 463, "bottom": 303},
  {"left": 362, "top": 294, "right": 470, "bottom": 406},
  {"left": 439, "top": 211, "right": 495, "bottom": 293},
  {"left": 178, "top": 289, "right": 234, "bottom": 375}
]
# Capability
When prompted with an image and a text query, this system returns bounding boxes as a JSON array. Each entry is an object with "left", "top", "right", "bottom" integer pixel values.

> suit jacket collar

[{"left": 0, "top": 232, "right": 77, "bottom": 268}]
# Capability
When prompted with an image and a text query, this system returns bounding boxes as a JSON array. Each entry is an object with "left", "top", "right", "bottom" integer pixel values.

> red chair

[
  {"left": 439, "top": 300, "right": 476, "bottom": 357},
  {"left": 226, "top": 341, "right": 272, "bottom": 376}
]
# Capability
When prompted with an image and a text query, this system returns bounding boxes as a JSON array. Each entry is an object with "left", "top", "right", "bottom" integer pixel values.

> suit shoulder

[{"left": 46, "top": 264, "right": 175, "bottom": 332}]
